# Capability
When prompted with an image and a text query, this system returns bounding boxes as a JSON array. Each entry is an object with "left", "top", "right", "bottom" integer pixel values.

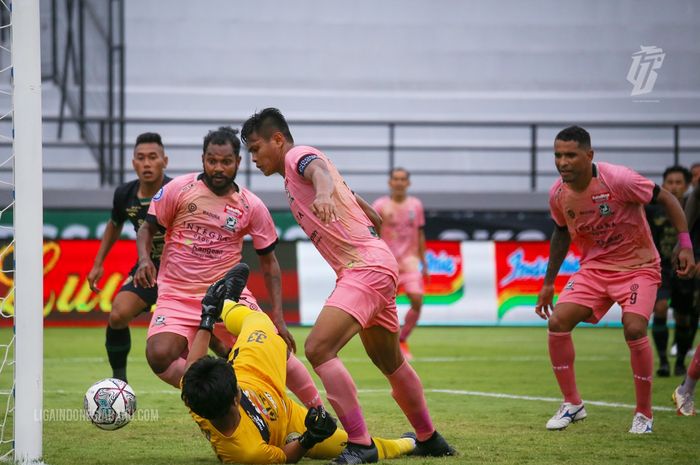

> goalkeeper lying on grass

[{"left": 180, "top": 263, "right": 416, "bottom": 464}]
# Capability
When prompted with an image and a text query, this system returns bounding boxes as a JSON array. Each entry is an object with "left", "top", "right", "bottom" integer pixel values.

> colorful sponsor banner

[
  {"left": 495, "top": 241, "right": 581, "bottom": 320},
  {"left": 0, "top": 209, "right": 554, "bottom": 241},
  {"left": 0, "top": 240, "right": 300, "bottom": 326},
  {"left": 493, "top": 241, "right": 623, "bottom": 325},
  {"left": 297, "top": 241, "right": 486, "bottom": 326},
  {"left": 396, "top": 241, "right": 463, "bottom": 305}
]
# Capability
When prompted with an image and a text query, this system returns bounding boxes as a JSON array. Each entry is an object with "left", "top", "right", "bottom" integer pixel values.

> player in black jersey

[
  {"left": 87, "top": 132, "right": 170, "bottom": 382},
  {"left": 645, "top": 165, "right": 696, "bottom": 377}
]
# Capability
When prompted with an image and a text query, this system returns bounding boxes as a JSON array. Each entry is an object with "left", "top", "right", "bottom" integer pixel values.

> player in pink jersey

[
  {"left": 535, "top": 126, "right": 695, "bottom": 434},
  {"left": 242, "top": 108, "right": 455, "bottom": 465},
  {"left": 133, "top": 126, "right": 323, "bottom": 411},
  {"left": 372, "top": 168, "right": 428, "bottom": 362}
]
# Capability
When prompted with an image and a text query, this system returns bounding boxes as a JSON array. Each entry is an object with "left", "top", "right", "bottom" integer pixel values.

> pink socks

[
  {"left": 314, "top": 358, "right": 371, "bottom": 446},
  {"left": 548, "top": 331, "right": 582, "bottom": 405},
  {"left": 286, "top": 354, "right": 323, "bottom": 409},
  {"left": 399, "top": 309, "right": 420, "bottom": 342},
  {"left": 387, "top": 360, "right": 435, "bottom": 441},
  {"left": 627, "top": 337, "right": 653, "bottom": 418},
  {"left": 156, "top": 357, "right": 186, "bottom": 388}
]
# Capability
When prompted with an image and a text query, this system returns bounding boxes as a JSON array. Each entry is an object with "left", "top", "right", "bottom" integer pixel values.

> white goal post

[{"left": 12, "top": 0, "right": 43, "bottom": 463}]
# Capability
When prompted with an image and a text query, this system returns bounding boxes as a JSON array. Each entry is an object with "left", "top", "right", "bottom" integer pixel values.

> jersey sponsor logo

[
  {"left": 191, "top": 244, "right": 225, "bottom": 259},
  {"left": 566, "top": 209, "right": 575, "bottom": 219},
  {"left": 591, "top": 192, "right": 611, "bottom": 203},
  {"left": 224, "top": 204, "right": 243, "bottom": 218},
  {"left": 187, "top": 202, "right": 197, "bottom": 213},
  {"left": 153, "top": 187, "right": 164, "bottom": 201},
  {"left": 579, "top": 209, "right": 596, "bottom": 216},
  {"left": 202, "top": 209, "right": 220, "bottom": 220},
  {"left": 239, "top": 391, "right": 270, "bottom": 442}
]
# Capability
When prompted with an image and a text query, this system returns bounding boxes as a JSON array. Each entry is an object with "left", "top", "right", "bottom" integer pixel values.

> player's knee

[
  {"left": 623, "top": 323, "right": 647, "bottom": 341},
  {"left": 108, "top": 306, "right": 131, "bottom": 329},
  {"left": 547, "top": 314, "right": 567, "bottom": 333},
  {"left": 304, "top": 338, "right": 334, "bottom": 367},
  {"left": 146, "top": 340, "right": 180, "bottom": 373}
]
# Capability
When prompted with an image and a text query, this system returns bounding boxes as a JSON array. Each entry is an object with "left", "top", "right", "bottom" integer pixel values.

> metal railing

[{"left": 11, "top": 116, "right": 700, "bottom": 191}]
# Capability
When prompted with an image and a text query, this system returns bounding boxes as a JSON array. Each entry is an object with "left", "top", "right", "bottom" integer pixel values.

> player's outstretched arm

[
  {"left": 535, "top": 226, "right": 571, "bottom": 319},
  {"left": 258, "top": 251, "right": 296, "bottom": 352},
  {"left": 134, "top": 221, "right": 159, "bottom": 287},
  {"left": 87, "top": 220, "right": 124, "bottom": 292},
  {"left": 657, "top": 187, "right": 695, "bottom": 278},
  {"left": 303, "top": 159, "right": 338, "bottom": 224}
]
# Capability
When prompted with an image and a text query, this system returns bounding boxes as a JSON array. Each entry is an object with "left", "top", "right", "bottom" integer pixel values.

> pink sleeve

[
  {"left": 285, "top": 149, "right": 318, "bottom": 182},
  {"left": 610, "top": 165, "right": 655, "bottom": 204},
  {"left": 416, "top": 199, "right": 425, "bottom": 228},
  {"left": 548, "top": 182, "right": 566, "bottom": 227},
  {"left": 148, "top": 177, "right": 181, "bottom": 229},
  {"left": 246, "top": 196, "right": 279, "bottom": 251}
]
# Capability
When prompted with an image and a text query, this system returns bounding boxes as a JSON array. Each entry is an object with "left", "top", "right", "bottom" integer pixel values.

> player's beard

[{"left": 203, "top": 172, "right": 236, "bottom": 195}]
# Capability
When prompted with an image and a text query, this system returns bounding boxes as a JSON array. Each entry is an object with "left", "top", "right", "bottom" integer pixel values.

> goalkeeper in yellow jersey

[{"left": 180, "top": 263, "right": 416, "bottom": 464}]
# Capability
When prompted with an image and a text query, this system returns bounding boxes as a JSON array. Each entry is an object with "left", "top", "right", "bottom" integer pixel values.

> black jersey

[
  {"left": 111, "top": 176, "right": 172, "bottom": 261},
  {"left": 645, "top": 196, "right": 686, "bottom": 269}
]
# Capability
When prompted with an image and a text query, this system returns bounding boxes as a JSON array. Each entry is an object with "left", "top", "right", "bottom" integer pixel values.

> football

[{"left": 84, "top": 378, "right": 137, "bottom": 430}]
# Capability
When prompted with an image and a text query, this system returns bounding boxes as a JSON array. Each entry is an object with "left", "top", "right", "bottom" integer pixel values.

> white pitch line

[{"left": 47, "top": 387, "right": 675, "bottom": 412}]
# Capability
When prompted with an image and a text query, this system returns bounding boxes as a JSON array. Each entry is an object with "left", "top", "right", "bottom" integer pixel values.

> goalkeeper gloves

[{"left": 298, "top": 406, "right": 338, "bottom": 449}]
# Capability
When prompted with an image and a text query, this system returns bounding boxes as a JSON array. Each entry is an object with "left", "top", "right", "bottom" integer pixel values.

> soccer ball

[{"left": 84, "top": 378, "right": 136, "bottom": 430}]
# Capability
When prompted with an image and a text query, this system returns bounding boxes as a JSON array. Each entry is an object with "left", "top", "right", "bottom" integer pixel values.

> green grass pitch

[{"left": 7, "top": 326, "right": 700, "bottom": 464}]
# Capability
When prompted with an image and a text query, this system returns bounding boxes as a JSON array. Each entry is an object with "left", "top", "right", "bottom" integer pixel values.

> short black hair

[
  {"left": 203, "top": 126, "right": 241, "bottom": 156},
  {"left": 181, "top": 356, "right": 238, "bottom": 420},
  {"left": 135, "top": 132, "right": 164, "bottom": 149},
  {"left": 555, "top": 126, "right": 591, "bottom": 150},
  {"left": 663, "top": 165, "right": 692, "bottom": 184},
  {"left": 390, "top": 167, "right": 410, "bottom": 179},
  {"left": 241, "top": 108, "right": 294, "bottom": 144}
]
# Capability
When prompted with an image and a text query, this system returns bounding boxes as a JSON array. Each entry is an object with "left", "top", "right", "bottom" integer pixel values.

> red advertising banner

[
  {"left": 396, "top": 240, "right": 463, "bottom": 305},
  {"left": 0, "top": 240, "right": 300, "bottom": 327},
  {"left": 495, "top": 241, "right": 582, "bottom": 321}
]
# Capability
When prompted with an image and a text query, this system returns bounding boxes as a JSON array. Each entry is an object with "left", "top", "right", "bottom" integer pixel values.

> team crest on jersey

[
  {"left": 598, "top": 203, "right": 613, "bottom": 216},
  {"left": 223, "top": 216, "right": 237, "bottom": 231},
  {"left": 564, "top": 280, "right": 575, "bottom": 290},
  {"left": 154, "top": 315, "right": 166, "bottom": 326},
  {"left": 566, "top": 209, "right": 575, "bottom": 219},
  {"left": 153, "top": 187, "right": 164, "bottom": 201}
]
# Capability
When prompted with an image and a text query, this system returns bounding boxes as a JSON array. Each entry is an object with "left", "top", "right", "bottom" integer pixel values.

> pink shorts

[
  {"left": 556, "top": 267, "right": 660, "bottom": 324},
  {"left": 325, "top": 268, "right": 400, "bottom": 333},
  {"left": 147, "top": 290, "right": 261, "bottom": 350},
  {"left": 398, "top": 270, "right": 424, "bottom": 296}
]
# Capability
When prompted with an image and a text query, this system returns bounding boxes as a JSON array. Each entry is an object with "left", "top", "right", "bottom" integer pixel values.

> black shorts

[
  {"left": 657, "top": 265, "right": 695, "bottom": 314},
  {"left": 118, "top": 262, "right": 158, "bottom": 312}
]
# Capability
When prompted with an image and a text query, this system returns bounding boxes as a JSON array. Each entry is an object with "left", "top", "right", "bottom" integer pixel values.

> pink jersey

[
  {"left": 148, "top": 173, "right": 277, "bottom": 304},
  {"left": 549, "top": 162, "right": 660, "bottom": 272},
  {"left": 283, "top": 146, "right": 398, "bottom": 279},
  {"left": 372, "top": 196, "right": 425, "bottom": 273}
]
